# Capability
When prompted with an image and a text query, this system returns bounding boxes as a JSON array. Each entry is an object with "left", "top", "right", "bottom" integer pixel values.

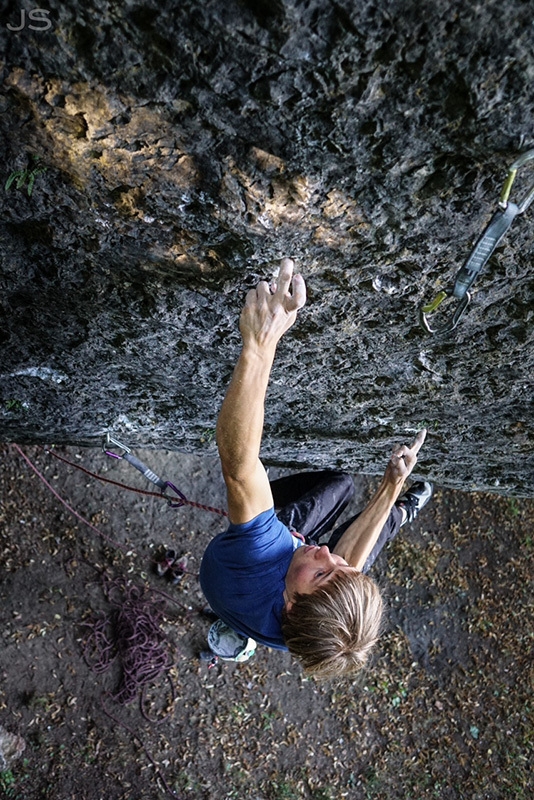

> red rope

[
  {"left": 83, "top": 576, "right": 175, "bottom": 709},
  {"left": 11, "top": 444, "right": 131, "bottom": 554},
  {"left": 43, "top": 447, "right": 228, "bottom": 518},
  {"left": 11, "top": 444, "right": 201, "bottom": 611},
  {"left": 44, "top": 447, "right": 168, "bottom": 499},
  {"left": 11, "top": 445, "right": 189, "bottom": 799}
]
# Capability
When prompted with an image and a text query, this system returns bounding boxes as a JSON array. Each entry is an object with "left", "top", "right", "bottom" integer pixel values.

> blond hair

[{"left": 281, "top": 570, "right": 384, "bottom": 679}]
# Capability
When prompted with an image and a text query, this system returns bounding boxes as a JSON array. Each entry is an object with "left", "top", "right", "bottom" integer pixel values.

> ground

[{"left": 0, "top": 443, "right": 532, "bottom": 800}]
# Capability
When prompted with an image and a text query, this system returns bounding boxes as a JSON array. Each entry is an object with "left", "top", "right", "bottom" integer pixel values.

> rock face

[
  {"left": 0, "top": 0, "right": 533, "bottom": 495},
  {"left": 0, "top": 723, "right": 25, "bottom": 771}
]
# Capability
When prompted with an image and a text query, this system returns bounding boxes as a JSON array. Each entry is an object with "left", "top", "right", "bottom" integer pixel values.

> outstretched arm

[
  {"left": 332, "top": 430, "right": 427, "bottom": 570},
  {"left": 217, "top": 259, "right": 306, "bottom": 524}
]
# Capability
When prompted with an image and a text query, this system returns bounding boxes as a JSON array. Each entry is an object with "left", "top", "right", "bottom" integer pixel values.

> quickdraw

[
  {"left": 419, "top": 149, "right": 534, "bottom": 335},
  {"left": 103, "top": 434, "right": 228, "bottom": 516},
  {"left": 103, "top": 434, "right": 168, "bottom": 491}
]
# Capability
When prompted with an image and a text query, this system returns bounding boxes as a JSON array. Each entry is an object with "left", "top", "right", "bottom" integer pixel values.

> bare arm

[
  {"left": 217, "top": 259, "right": 306, "bottom": 524},
  {"left": 332, "top": 430, "right": 427, "bottom": 570}
]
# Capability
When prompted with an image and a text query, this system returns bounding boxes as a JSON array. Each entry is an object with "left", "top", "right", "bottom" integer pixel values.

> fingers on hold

[
  {"left": 244, "top": 288, "right": 257, "bottom": 306},
  {"left": 291, "top": 273, "right": 307, "bottom": 309},
  {"left": 410, "top": 428, "right": 427, "bottom": 453},
  {"left": 276, "top": 258, "right": 295, "bottom": 296},
  {"left": 392, "top": 445, "right": 416, "bottom": 468},
  {"left": 393, "top": 428, "right": 426, "bottom": 458},
  {"left": 284, "top": 273, "right": 306, "bottom": 311},
  {"left": 256, "top": 280, "right": 271, "bottom": 300}
]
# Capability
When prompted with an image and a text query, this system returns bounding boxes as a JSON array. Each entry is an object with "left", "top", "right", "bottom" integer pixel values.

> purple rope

[
  {"left": 164, "top": 481, "right": 228, "bottom": 517},
  {"left": 11, "top": 444, "right": 131, "bottom": 553},
  {"left": 100, "top": 698, "right": 180, "bottom": 798},
  {"left": 82, "top": 613, "right": 116, "bottom": 674},
  {"left": 81, "top": 574, "right": 189, "bottom": 799},
  {"left": 83, "top": 576, "right": 175, "bottom": 711}
]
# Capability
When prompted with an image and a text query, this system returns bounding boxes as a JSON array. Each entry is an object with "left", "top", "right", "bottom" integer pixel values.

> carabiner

[
  {"left": 419, "top": 291, "right": 471, "bottom": 335},
  {"left": 101, "top": 433, "right": 169, "bottom": 490},
  {"left": 420, "top": 148, "right": 534, "bottom": 335},
  {"left": 499, "top": 148, "right": 534, "bottom": 213},
  {"left": 102, "top": 433, "right": 131, "bottom": 459}
]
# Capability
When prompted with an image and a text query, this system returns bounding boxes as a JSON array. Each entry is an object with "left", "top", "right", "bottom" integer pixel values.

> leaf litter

[{"left": 0, "top": 445, "right": 532, "bottom": 799}]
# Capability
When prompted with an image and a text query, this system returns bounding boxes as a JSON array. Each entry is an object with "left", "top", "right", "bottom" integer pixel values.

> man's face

[{"left": 284, "top": 544, "right": 358, "bottom": 609}]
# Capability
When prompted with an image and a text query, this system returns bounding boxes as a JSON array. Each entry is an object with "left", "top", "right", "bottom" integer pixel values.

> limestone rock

[
  {"left": 0, "top": 1, "right": 533, "bottom": 494},
  {"left": 0, "top": 725, "right": 25, "bottom": 771}
]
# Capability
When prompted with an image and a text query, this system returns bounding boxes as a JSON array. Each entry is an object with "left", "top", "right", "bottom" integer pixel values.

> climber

[{"left": 199, "top": 258, "right": 433, "bottom": 678}]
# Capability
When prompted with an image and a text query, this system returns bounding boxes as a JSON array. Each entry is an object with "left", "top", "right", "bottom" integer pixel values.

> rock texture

[
  {"left": 0, "top": 723, "right": 25, "bottom": 771},
  {"left": 0, "top": 0, "right": 533, "bottom": 494}
]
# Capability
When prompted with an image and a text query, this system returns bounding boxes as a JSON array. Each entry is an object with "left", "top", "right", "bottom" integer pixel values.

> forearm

[
  {"left": 332, "top": 477, "right": 404, "bottom": 570},
  {"left": 216, "top": 260, "right": 305, "bottom": 523},
  {"left": 216, "top": 344, "right": 275, "bottom": 481}
]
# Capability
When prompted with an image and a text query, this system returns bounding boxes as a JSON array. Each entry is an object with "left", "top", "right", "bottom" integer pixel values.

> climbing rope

[
  {"left": 419, "top": 148, "right": 534, "bottom": 335},
  {"left": 103, "top": 434, "right": 228, "bottom": 516},
  {"left": 11, "top": 444, "right": 131, "bottom": 554},
  {"left": 10, "top": 444, "right": 189, "bottom": 798},
  {"left": 83, "top": 575, "right": 175, "bottom": 713},
  {"left": 41, "top": 437, "right": 228, "bottom": 518},
  {"left": 86, "top": 575, "right": 182, "bottom": 799},
  {"left": 11, "top": 443, "right": 196, "bottom": 603}
]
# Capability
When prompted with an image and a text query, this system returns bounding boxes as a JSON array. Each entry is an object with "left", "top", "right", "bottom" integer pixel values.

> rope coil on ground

[{"left": 83, "top": 575, "right": 176, "bottom": 714}]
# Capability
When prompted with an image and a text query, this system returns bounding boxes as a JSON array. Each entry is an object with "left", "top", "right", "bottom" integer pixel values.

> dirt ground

[{"left": 0, "top": 443, "right": 532, "bottom": 800}]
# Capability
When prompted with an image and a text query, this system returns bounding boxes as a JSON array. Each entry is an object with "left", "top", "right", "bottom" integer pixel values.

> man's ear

[{"left": 283, "top": 589, "right": 294, "bottom": 613}]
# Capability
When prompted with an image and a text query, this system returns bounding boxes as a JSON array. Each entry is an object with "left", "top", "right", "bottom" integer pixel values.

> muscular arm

[
  {"left": 217, "top": 346, "right": 276, "bottom": 523},
  {"left": 332, "top": 430, "right": 427, "bottom": 570},
  {"left": 217, "top": 259, "right": 306, "bottom": 524}
]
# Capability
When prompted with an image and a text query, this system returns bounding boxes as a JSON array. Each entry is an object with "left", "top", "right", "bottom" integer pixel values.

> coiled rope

[
  {"left": 83, "top": 575, "right": 175, "bottom": 714},
  {"left": 9, "top": 443, "right": 200, "bottom": 798}
]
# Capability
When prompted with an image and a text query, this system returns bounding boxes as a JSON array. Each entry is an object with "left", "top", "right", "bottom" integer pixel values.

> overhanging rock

[{"left": 0, "top": 0, "right": 533, "bottom": 495}]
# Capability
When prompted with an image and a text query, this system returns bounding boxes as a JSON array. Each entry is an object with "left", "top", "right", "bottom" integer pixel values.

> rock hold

[{"left": 0, "top": 725, "right": 25, "bottom": 771}]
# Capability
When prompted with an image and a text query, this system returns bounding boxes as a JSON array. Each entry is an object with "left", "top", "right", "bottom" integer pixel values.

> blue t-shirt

[{"left": 199, "top": 508, "right": 299, "bottom": 650}]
